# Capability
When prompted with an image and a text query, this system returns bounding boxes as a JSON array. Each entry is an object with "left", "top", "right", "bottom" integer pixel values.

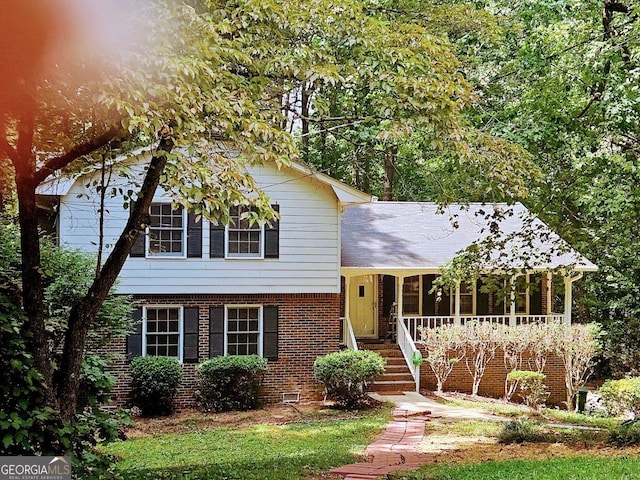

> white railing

[
  {"left": 404, "top": 314, "right": 566, "bottom": 341},
  {"left": 396, "top": 315, "right": 420, "bottom": 392},
  {"left": 341, "top": 317, "right": 358, "bottom": 351}
]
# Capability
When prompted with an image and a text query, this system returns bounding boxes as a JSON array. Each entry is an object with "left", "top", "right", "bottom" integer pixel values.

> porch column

[
  {"left": 344, "top": 275, "right": 352, "bottom": 344},
  {"left": 509, "top": 276, "right": 516, "bottom": 327},
  {"left": 454, "top": 281, "right": 461, "bottom": 326},
  {"left": 546, "top": 271, "right": 553, "bottom": 316},
  {"left": 564, "top": 276, "right": 572, "bottom": 325}
]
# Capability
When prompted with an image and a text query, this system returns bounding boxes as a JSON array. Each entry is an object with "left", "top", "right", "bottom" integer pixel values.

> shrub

[
  {"left": 313, "top": 350, "right": 385, "bottom": 409},
  {"left": 599, "top": 377, "right": 640, "bottom": 417},
  {"left": 609, "top": 420, "right": 640, "bottom": 447},
  {"left": 507, "top": 370, "right": 549, "bottom": 409},
  {"left": 418, "top": 325, "right": 465, "bottom": 393},
  {"left": 497, "top": 419, "right": 550, "bottom": 444},
  {"left": 130, "top": 356, "right": 183, "bottom": 416},
  {"left": 196, "top": 355, "right": 268, "bottom": 412}
]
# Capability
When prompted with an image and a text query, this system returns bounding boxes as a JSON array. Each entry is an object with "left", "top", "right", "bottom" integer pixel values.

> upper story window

[
  {"left": 143, "top": 306, "right": 183, "bottom": 360},
  {"left": 148, "top": 204, "right": 186, "bottom": 257},
  {"left": 226, "top": 206, "right": 264, "bottom": 258}
]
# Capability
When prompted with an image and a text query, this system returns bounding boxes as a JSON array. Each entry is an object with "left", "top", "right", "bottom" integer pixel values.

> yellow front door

[{"left": 349, "top": 275, "right": 377, "bottom": 337}]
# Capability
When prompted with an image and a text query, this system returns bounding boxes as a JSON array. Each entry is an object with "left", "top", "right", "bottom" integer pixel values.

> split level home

[{"left": 38, "top": 151, "right": 596, "bottom": 406}]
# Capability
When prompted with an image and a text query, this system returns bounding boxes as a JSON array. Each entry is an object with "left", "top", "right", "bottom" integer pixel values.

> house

[{"left": 39, "top": 153, "right": 596, "bottom": 406}]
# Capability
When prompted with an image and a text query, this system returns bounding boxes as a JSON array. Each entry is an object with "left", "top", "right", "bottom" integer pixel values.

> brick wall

[
  {"left": 417, "top": 345, "right": 567, "bottom": 406},
  {"left": 100, "top": 293, "right": 341, "bottom": 409}
]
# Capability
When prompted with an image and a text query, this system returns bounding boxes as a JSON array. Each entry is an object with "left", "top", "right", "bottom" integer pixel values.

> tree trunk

[
  {"left": 56, "top": 133, "right": 174, "bottom": 420},
  {"left": 383, "top": 146, "right": 396, "bottom": 201}
]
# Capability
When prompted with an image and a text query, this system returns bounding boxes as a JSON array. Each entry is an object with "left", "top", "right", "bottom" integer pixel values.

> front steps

[{"left": 358, "top": 341, "right": 416, "bottom": 393}]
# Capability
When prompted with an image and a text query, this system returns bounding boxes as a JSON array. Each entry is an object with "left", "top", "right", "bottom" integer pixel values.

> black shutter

[
  {"left": 126, "top": 307, "right": 143, "bottom": 360},
  {"left": 476, "top": 278, "right": 491, "bottom": 315},
  {"left": 130, "top": 232, "right": 145, "bottom": 257},
  {"left": 210, "top": 221, "right": 225, "bottom": 258},
  {"left": 530, "top": 274, "right": 543, "bottom": 315},
  {"left": 264, "top": 204, "right": 280, "bottom": 258},
  {"left": 263, "top": 306, "right": 279, "bottom": 361},
  {"left": 187, "top": 213, "right": 202, "bottom": 258},
  {"left": 209, "top": 306, "right": 225, "bottom": 357},
  {"left": 422, "top": 274, "right": 437, "bottom": 316},
  {"left": 183, "top": 307, "right": 200, "bottom": 363}
]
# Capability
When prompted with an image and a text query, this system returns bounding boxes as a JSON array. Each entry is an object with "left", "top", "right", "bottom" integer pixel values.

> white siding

[{"left": 57, "top": 162, "right": 342, "bottom": 294}]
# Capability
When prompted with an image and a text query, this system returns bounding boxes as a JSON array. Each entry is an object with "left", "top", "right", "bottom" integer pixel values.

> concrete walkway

[{"left": 330, "top": 391, "right": 503, "bottom": 480}]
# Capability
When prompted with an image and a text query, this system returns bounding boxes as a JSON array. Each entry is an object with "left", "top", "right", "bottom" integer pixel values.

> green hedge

[
  {"left": 130, "top": 356, "right": 183, "bottom": 417},
  {"left": 313, "top": 350, "right": 385, "bottom": 409},
  {"left": 196, "top": 355, "right": 268, "bottom": 412},
  {"left": 599, "top": 377, "right": 640, "bottom": 417}
]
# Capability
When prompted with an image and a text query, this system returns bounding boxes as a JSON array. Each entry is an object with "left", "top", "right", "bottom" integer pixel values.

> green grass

[
  {"left": 426, "top": 419, "right": 503, "bottom": 437},
  {"left": 390, "top": 456, "right": 640, "bottom": 480},
  {"left": 101, "top": 409, "right": 390, "bottom": 480}
]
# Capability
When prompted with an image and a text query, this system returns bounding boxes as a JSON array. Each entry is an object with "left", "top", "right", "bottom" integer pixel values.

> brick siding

[{"left": 99, "top": 293, "right": 341, "bottom": 410}]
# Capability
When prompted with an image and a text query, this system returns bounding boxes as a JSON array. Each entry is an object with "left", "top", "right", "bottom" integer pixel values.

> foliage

[
  {"left": 497, "top": 419, "right": 550, "bottom": 444},
  {"left": 418, "top": 325, "right": 466, "bottom": 392},
  {"left": 130, "top": 356, "right": 183, "bottom": 417},
  {"left": 102, "top": 408, "right": 390, "bottom": 480},
  {"left": 599, "top": 377, "right": 640, "bottom": 418},
  {"left": 550, "top": 323, "right": 601, "bottom": 410},
  {"left": 506, "top": 370, "right": 549, "bottom": 410},
  {"left": 196, "top": 355, "right": 268, "bottom": 412},
  {"left": 313, "top": 350, "right": 385, "bottom": 409},
  {"left": 463, "top": 321, "right": 499, "bottom": 396},
  {"left": 608, "top": 420, "right": 640, "bottom": 447}
]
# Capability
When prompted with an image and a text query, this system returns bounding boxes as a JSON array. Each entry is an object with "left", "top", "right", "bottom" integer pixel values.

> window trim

[
  {"left": 141, "top": 305, "right": 184, "bottom": 362},
  {"left": 224, "top": 304, "right": 263, "bottom": 356},
  {"left": 224, "top": 206, "right": 265, "bottom": 260},
  {"left": 145, "top": 203, "right": 188, "bottom": 259}
]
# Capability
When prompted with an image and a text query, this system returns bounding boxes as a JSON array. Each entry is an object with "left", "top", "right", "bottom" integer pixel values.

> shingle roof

[{"left": 341, "top": 202, "right": 596, "bottom": 271}]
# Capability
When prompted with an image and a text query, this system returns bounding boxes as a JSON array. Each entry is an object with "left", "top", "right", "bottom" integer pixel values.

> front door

[{"left": 349, "top": 275, "right": 378, "bottom": 337}]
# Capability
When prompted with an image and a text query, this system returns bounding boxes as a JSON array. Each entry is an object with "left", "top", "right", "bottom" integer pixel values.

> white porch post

[
  {"left": 344, "top": 275, "right": 352, "bottom": 344},
  {"left": 564, "top": 276, "right": 572, "bottom": 325},
  {"left": 546, "top": 271, "right": 553, "bottom": 317},
  {"left": 509, "top": 276, "right": 516, "bottom": 327},
  {"left": 454, "top": 281, "right": 461, "bottom": 326}
]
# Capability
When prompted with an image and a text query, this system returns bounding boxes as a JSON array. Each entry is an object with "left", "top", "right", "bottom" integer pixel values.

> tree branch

[{"left": 33, "top": 125, "right": 124, "bottom": 184}]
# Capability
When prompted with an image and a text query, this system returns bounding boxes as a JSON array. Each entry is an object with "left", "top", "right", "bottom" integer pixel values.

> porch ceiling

[{"left": 340, "top": 202, "right": 597, "bottom": 273}]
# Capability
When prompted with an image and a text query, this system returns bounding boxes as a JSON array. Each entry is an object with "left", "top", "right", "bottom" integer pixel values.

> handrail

[
  {"left": 396, "top": 314, "right": 420, "bottom": 392},
  {"left": 341, "top": 317, "right": 358, "bottom": 351}
]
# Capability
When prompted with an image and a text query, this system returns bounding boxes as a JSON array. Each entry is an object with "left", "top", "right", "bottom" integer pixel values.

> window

[
  {"left": 148, "top": 204, "right": 186, "bottom": 257},
  {"left": 460, "top": 282, "right": 474, "bottom": 315},
  {"left": 226, "top": 206, "right": 263, "bottom": 258},
  {"left": 143, "top": 306, "right": 183, "bottom": 360},
  {"left": 402, "top": 276, "right": 421, "bottom": 315},
  {"left": 226, "top": 306, "right": 262, "bottom": 355}
]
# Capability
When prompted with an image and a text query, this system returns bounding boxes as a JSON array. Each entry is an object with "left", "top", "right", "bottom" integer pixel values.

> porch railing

[
  {"left": 341, "top": 317, "right": 358, "bottom": 351},
  {"left": 396, "top": 315, "right": 420, "bottom": 392},
  {"left": 404, "top": 314, "right": 566, "bottom": 342}
]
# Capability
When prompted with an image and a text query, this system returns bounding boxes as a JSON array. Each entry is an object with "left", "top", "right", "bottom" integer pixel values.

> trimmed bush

[
  {"left": 196, "top": 355, "right": 268, "bottom": 412},
  {"left": 599, "top": 377, "right": 640, "bottom": 417},
  {"left": 313, "top": 350, "right": 385, "bottom": 409},
  {"left": 609, "top": 420, "right": 640, "bottom": 447},
  {"left": 498, "top": 419, "right": 550, "bottom": 444},
  {"left": 130, "top": 356, "right": 183, "bottom": 417},
  {"left": 507, "top": 370, "right": 549, "bottom": 409}
]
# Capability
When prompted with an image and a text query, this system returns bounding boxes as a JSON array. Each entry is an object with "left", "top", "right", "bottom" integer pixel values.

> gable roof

[{"left": 341, "top": 202, "right": 596, "bottom": 272}]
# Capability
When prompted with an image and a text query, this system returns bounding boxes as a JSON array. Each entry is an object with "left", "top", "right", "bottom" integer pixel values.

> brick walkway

[{"left": 330, "top": 407, "right": 434, "bottom": 480}]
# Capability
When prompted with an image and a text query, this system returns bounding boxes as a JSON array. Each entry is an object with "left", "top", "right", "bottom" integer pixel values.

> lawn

[
  {"left": 101, "top": 407, "right": 390, "bottom": 480},
  {"left": 390, "top": 456, "right": 640, "bottom": 480}
]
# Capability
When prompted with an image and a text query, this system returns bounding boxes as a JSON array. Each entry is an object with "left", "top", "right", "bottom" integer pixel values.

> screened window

[
  {"left": 226, "top": 306, "right": 262, "bottom": 355},
  {"left": 144, "top": 306, "right": 182, "bottom": 359},
  {"left": 460, "top": 282, "right": 474, "bottom": 315},
  {"left": 148, "top": 204, "right": 185, "bottom": 256},
  {"left": 402, "top": 276, "right": 420, "bottom": 315},
  {"left": 227, "top": 206, "right": 263, "bottom": 258}
]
